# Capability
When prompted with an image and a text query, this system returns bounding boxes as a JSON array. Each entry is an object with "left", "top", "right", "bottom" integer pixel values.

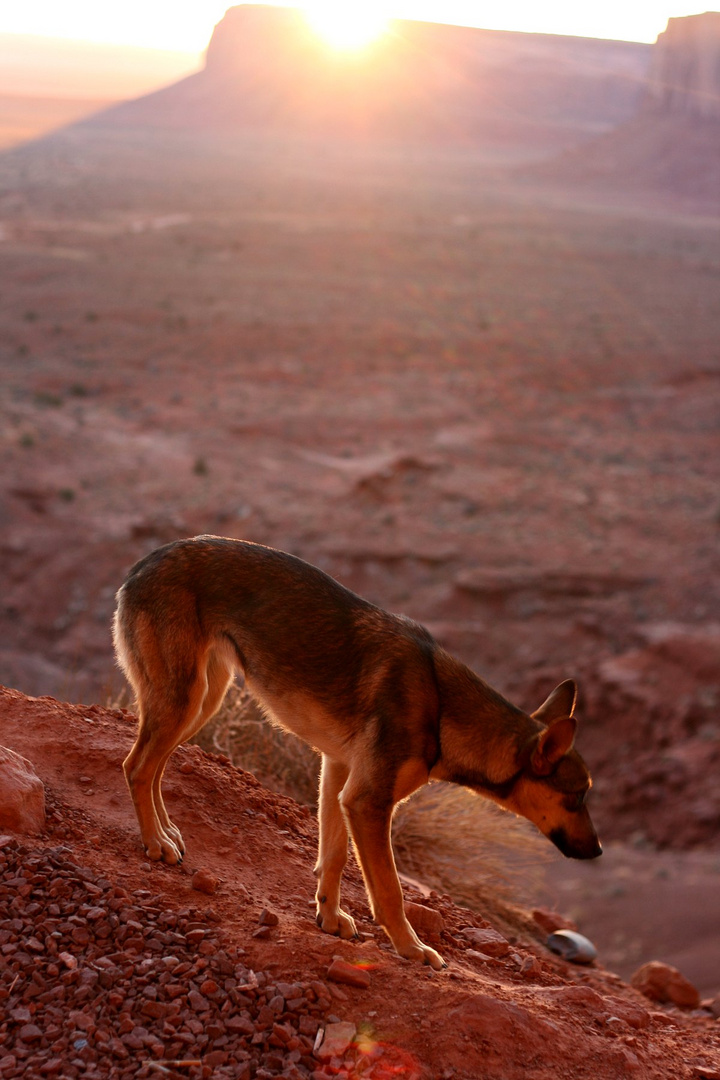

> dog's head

[{"left": 504, "top": 680, "right": 602, "bottom": 860}]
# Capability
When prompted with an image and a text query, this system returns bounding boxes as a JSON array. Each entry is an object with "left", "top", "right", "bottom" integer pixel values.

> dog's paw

[
  {"left": 316, "top": 906, "right": 359, "bottom": 940},
  {"left": 422, "top": 945, "right": 447, "bottom": 970},
  {"left": 399, "top": 941, "right": 447, "bottom": 970},
  {"left": 144, "top": 834, "right": 183, "bottom": 865},
  {"left": 163, "top": 821, "right": 186, "bottom": 854}
]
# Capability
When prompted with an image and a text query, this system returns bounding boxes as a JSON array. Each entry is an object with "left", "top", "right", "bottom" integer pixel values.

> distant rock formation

[
  {"left": 83, "top": 4, "right": 649, "bottom": 153},
  {"left": 204, "top": 4, "right": 312, "bottom": 77},
  {"left": 529, "top": 11, "right": 720, "bottom": 206},
  {"left": 645, "top": 11, "right": 720, "bottom": 119}
]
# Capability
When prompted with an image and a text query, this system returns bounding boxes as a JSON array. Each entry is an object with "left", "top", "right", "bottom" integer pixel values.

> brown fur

[{"left": 113, "top": 535, "right": 601, "bottom": 968}]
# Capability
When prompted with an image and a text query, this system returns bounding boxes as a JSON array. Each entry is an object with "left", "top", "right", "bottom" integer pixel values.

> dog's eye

[{"left": 566, "top": 789, "right": 587, "bottom": 812}]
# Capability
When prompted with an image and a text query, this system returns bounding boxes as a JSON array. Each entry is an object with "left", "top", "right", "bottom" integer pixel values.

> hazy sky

[{"left": 1, "top": 1, "right": 716, "bottom": 52}]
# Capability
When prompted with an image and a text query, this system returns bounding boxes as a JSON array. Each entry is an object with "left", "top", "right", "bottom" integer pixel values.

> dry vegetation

[
  {"left": 192, "top": 686, "right": 547, "bottom": 914},
  {"left": 192, "top": 685, "right": 320, "bottom": 808}
]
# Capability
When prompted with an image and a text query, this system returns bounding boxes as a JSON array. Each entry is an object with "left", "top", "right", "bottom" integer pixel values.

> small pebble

[
  {"left": 404, "top": 901, "right": 444, "bottom": 940},
  {"left": 461, "top": 927, "right": 511, "bottom": 957},
  {"left": 258, "top": 907, "right": 279, "bottom": 926},
  {"left": 547, "top": 930, "right": 598, "bottom": 964},
  {"left": 327, "top": 958, "right": 371, "bottom": 989},
  {"left": 191, "top": 868, "right": 219, "bottom": 895}
]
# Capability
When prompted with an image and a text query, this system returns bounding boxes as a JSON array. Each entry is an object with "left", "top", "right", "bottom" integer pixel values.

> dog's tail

[{"left": 112, "top": 582, "right": 142, "bottom": 700}]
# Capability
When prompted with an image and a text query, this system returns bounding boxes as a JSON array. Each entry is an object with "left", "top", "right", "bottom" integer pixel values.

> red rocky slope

[{"left": 1, "top": 686, "right": 719, "bottom": 1079}]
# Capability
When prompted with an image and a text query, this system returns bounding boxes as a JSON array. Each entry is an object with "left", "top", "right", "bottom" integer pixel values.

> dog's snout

[
  {"left": 550, "top": 827, "right": 603, "bottom": 860},
  {"left": 578, "top": 837, "right": 603, "bottom": 860}
]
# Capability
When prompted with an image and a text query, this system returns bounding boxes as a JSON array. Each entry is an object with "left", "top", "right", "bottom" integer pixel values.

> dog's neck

[{"left": 429, "top": 647, "right": 537, "bottom": 794}]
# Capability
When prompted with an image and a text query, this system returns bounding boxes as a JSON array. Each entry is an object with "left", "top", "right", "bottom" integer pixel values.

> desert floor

[{"left": 1, "top": 131, "right": 719, "bottom": 1010}]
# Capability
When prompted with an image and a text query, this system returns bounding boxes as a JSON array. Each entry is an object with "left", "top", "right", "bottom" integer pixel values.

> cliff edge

[
  {"left": 646, "top": 11, "right": 720, "bottom": 119},
  {"left": 529, "top": 12, "right": 720, "bottom": 207}
]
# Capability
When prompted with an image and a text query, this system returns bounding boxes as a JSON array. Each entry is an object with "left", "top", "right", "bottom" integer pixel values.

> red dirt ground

[{"left": 2, "top": 685, "right": 720, "bottom": 1080}]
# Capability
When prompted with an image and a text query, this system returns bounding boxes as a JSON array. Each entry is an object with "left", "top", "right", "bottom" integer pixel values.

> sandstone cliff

[
  {"left": 82, "top": 4, "right": 648, "bottom": 154},
  {"left": 530, "top": 11, "right": 720, "bottom": 206},
  {"left": 646, "top": 11, "right": 720, "bottom": 119}
]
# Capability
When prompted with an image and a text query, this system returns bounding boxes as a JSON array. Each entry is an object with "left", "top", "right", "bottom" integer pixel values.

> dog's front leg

[
  {"left": 341, "top": 781, "right": 446, "bottom": 970},
  {"left": 314, "top": 756, "right": 358, "bottom": 939}
]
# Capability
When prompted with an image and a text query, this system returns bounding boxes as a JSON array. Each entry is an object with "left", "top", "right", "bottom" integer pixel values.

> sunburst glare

[{"left": 302, "top": 3, "right": 389, "bottom": 50}]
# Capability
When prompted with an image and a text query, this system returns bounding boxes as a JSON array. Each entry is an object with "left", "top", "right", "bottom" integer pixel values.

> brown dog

[{"left": 114, "top": 535, "right": 601, "bottom": 968}]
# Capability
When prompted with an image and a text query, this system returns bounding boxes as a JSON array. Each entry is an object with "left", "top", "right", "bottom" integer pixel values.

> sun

[{"left": 303, "top": 3, "right": 389, "bottom": 50}]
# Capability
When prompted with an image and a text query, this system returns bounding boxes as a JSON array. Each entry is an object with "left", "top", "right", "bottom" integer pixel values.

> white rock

[{"left": 546, "top": 929, "right": 597, "bottom": 964}]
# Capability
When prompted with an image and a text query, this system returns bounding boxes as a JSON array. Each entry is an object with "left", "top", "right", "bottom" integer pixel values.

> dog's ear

[
  {"left": 530, "top": 715, "right": 578, "bottom": 775},
  {"left": 528, "top": 680, "right": 578, "bottom": 775},
  {"left": 531, "top": 679, "right": 577, "bottom": 725}
]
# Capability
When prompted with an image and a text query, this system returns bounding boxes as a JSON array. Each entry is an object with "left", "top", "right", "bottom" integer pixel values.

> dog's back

[{"left": 114, "top": 535, "right": 438, "bottom": 755}]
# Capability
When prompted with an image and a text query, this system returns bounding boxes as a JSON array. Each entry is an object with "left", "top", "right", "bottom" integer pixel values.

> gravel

[{"left": 0, "top": 836, "right": 381, "bottom": 1079}]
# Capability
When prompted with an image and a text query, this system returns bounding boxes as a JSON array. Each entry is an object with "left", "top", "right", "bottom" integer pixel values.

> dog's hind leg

[
  {"left": 150, "top": 647, "right": 234, "bottom": 852},
  {"left": 123, "top": 646, "right": 230, "bottom": 864},
  {"left": 124, "top": 701, "right": 195, "bottom": 864},
  {"left": 314, "top": 756, "right": 358, "bottom": 939}
]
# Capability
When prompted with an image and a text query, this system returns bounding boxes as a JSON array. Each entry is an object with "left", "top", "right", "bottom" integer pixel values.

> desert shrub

[
  {"left": 34, "top": 390, "right": 62, "bottom": 406},
  {"left": 191, "top": 684, "right": 320, "bottom": 807},
  {"left": 392, "top": 783, "right": 546, "bottom": 908}
]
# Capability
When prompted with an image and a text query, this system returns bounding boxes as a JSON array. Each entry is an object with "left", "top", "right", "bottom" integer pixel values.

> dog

[{"left": 113, "top": 535, "right": 601, "bottom": 969}]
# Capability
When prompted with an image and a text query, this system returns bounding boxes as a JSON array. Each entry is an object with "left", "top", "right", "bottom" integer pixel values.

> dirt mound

[{"left": 1, "top": 686, "right": 719, "bottom": 1079}]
